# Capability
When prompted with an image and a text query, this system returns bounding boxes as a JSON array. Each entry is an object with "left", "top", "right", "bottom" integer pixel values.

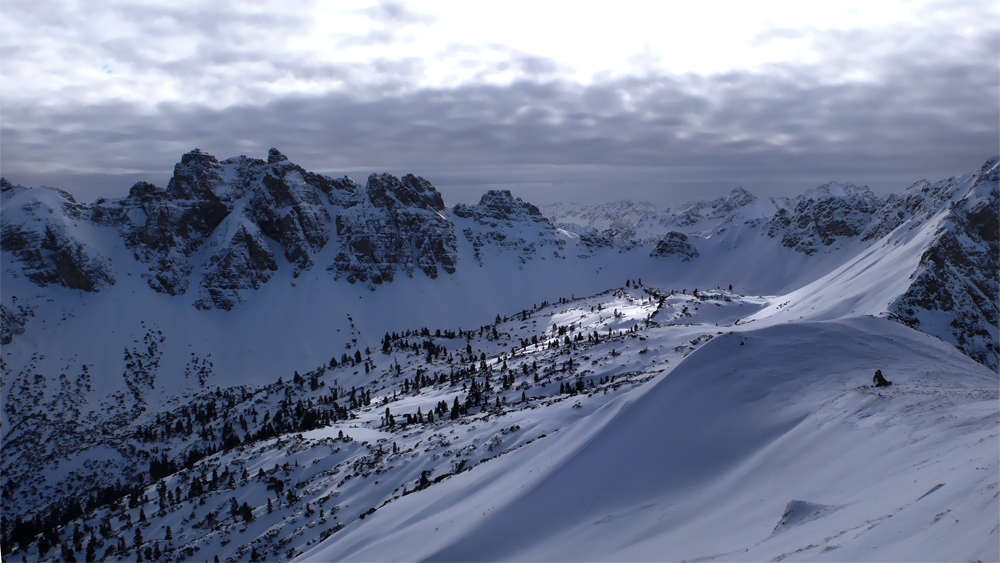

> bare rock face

[
  {"left": 453, "top": 190, "right": 564, "bottom": 265},
  {"left": 90, "top": 148, "right": 358, "bottom": 308},
  {"left": 247, "top": 149, "right": 336, "bottom": 275},
  {"left": 454, "top": 189, "right": 542, "bottom": 222},
  {"left": 650, "top": 231, "right": 699, "bottom": 261},
  {"left": 195, "top": 223, "right": 279, "bottom": 310},
  {"left": 671, "top": 187, "right": 758, "bottom": 228},
  {"left": 861, "top": 177, "right": 966, "bottom": 242},
  {"left": 577, "top": 227, "right": 638, "bottom": 254},
  {"left": 111, "top": 149, "right": 231, "bottom": 295},
  {"left": 331, "top": 173, "right": 457, "bottom": 287},
  {"left": 8, "top": 148, "right": 467, "bottom": 307},
  {"left": 0, "top": 302, "right": 32, "bottom": 345},
  {"left": 890, "top": 157, "right": 999, "bottom": 370},
  {"left": 0, "top": 179, "right": 115, "bottom": 292},
  {"left": 768, "top": 183, "right": 883, "bottom": 255}
]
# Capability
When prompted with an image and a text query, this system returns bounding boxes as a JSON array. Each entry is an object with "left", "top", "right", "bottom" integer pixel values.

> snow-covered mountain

[{"left": 1, "top": 151, "right": 997, "bottom": 562}]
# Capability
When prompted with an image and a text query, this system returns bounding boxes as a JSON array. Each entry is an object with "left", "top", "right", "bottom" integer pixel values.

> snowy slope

[
  {"left": 2, "top": 283, "right": 996, "bottom": 563},
  {"left": 306, "top": 319, "right": 995, "bottom": 563},
  {"left": 1, "top": 153, "right": 998, "bottom": 562}
]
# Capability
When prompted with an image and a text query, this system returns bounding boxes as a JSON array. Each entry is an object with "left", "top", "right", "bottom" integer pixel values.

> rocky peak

[
  {"left": 169, "top": 149, "right": 228, "bottom": 202},
  {"left": 366, "top": 173, "right": 446, "bottom": 212},
  {"left": 267, "top": 147, "right": 289, "bottom": 164},
  {"left": 331, "top": 174, "right": 457, "bottom": 288},
  {"left": 712, "top": 187, "right": 758, "bottom": 216},
  {"left": 727, "top": 186, "right": 757, "bottom": 206},
  {"left": 1, "top": 185, "right": 114, "bottom": 291},
  {"left": 453, "top": 190, "right": 548, "bottom": 224},
  {"left": 477, "top": 190, "right": 543, "bottom": 220},
  {"left": 890, "top": 158, "right": 999, "bottom": 370},
  {"left": 453, "top": 190, "right": 564, "bottom": 265},
  {"left": 179, "top": 147, "right": 216, "bottom": 165},
  {"left": 801, "top": 182, "right": 881, "bottom": 210},
  {"left": 768, "top": 181, "right": 884, "bottom": 255},
  {"left": 666, "top": 187, "right": 760, "bottom": 229},
  {"left": 979, "top": 155, "right": 1000, "bottom": 176},
  {"left": 650, "top": 231, "right": 699, "bottom": 261},
  {"left": 251, "top": 155, "right": 333, "bottom": 274},
  {"left": 860, "top": 178, "right": 961, "bottom": 242},
  {"left": 126, "top": 180, "right": 160, "bottom": 200}
]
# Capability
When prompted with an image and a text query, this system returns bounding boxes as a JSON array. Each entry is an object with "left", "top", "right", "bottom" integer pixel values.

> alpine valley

[{"left": 1, "top": 149, "right": 997, "bottom": 562}]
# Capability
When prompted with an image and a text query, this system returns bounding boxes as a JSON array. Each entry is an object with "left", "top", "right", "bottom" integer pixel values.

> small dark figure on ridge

[{"left": 873, "top": 369, "right": 892, "bottom": 387}]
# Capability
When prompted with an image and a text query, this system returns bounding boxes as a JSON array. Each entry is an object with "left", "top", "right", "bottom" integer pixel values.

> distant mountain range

[{"left": 3, "top": 150, "right": 995, "bottom": 367}]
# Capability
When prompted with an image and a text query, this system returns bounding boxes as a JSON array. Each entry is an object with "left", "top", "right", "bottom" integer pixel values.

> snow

[
  {"left": 746, "top": 207, "right": 947, "bottom": 326},
  {"left": 1, "top": 155, "right": 997, "bottom": 563},
  {"left": 301, "top": 318, "right": 997, "bottom": 563}
]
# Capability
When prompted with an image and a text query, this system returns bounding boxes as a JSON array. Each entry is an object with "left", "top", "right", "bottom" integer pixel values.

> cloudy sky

[{"left": 1, "top": 0, "right": 997, "bottom": 205}]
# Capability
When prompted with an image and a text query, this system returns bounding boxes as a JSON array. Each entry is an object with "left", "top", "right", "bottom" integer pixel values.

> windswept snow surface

[{"left": 300, "top": 318, "right": 998, "bottom": 563}]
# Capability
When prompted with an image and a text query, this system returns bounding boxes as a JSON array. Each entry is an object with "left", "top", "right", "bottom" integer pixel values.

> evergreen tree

[{"left": 241, "top": 502, "right": 254, "bottom": 523}]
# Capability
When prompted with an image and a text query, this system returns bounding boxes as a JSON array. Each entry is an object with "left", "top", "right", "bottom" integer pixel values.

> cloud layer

[{"left": 1, "top": 1, "right": 997, "bottom": 204}]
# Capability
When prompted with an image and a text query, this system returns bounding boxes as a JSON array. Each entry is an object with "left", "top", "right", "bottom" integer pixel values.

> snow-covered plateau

[{"left": 1, "top": 150, "right": 997, "bottom": 562}]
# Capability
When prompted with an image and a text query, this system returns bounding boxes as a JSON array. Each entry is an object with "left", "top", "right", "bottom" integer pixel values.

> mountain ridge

[{"left": 2, "top": 152, "right": 997, "bottom": 369}]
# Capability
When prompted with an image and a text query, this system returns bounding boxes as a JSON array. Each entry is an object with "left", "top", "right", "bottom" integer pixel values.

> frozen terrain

[{"left": 0, "top": 152, "right": 996, "bottom": 562}]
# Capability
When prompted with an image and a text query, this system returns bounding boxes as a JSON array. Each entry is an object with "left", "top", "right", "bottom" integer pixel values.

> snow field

[{"left": 306, "top": 318, "right": 997, "bottom": 562}]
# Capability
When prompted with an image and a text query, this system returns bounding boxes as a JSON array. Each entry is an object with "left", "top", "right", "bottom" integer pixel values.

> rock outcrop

[
  {"left": 768, "top": 183, "right": 883, "bottom": 255},
  {"left": 329, "top": 173, "right": 457, "bottom": 288},
  {"left": 650, "top": 231, "right": 699, "bottom": 261},
  {"left": 454, "top": 190, "right": 564, "bottom": 264},
  {"left": 1, "top": 179, "right": 115, "bottom": 292},
  {"left": 890, "top": 157, "right": 999, "bottom": 370}
]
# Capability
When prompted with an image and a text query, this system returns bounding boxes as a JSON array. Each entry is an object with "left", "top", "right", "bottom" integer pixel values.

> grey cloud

[
  {"left": 358, "top": 2, "right": 436, "bottom": 25},
  {"left": 339, "top": 2, "right": 436, "bottom": 48},
  {"left": 513, "top": 55, "right": 560, "bottom": 76},
  {"left": 2, "top": 27, "right": 996, "bottom": 206},
  {"left": 2, "top": 0, "right": 320, "bottom": 104}
]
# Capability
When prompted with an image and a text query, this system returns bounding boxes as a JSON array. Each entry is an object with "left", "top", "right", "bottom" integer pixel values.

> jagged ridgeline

[
  {"left": 2, "top": 150, "right": 996, "bottom": 368},
  {"left": 1, "top": 148, "right": 571, "bottom": 309}
]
